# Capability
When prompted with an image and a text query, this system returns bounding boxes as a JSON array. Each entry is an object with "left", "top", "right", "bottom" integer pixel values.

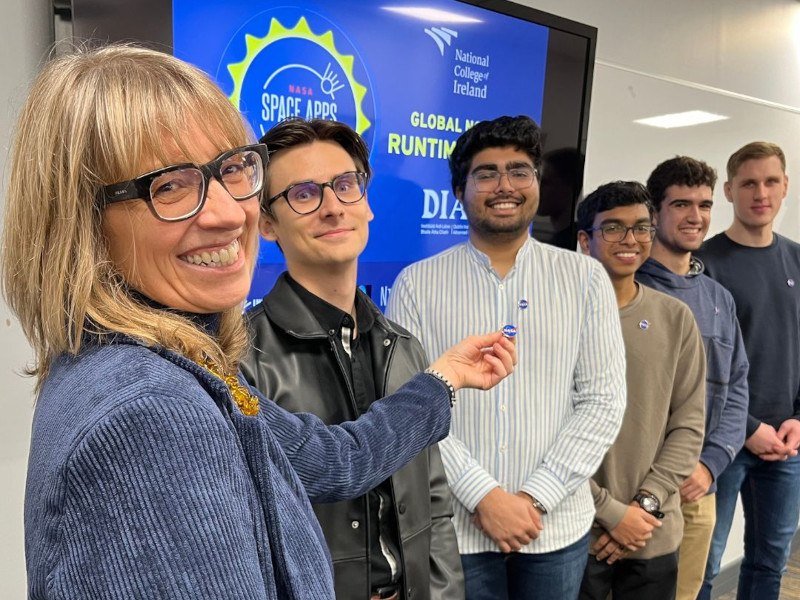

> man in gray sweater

[{"left": 576, "top": 181, "right": 706, "bottom": 600}]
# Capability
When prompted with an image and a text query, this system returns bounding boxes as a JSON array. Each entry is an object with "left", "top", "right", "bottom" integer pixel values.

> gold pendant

[{"left": 200, "top": 360, "right": 260, "bottom": 416}]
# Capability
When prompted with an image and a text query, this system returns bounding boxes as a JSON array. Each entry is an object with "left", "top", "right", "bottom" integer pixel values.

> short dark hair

[
  {"left": 259, "top": 118, "right": 371, "bottom": 212},
  {"left": 448, "top": 115, "right": 543, "bottom": 194},
  {"left": 646, "top": 156, "right": 717, "bottom": 211},
  {"left": 726, "top": 141, "right": 786, "bottom": 181},
  {"left": 576, "top": 181, "right": 653, "bottom": 233}
]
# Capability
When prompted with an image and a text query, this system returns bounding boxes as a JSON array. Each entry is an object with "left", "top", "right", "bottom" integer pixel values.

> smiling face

[
  {"left": 457, "top": 146, "right": 539, "bottom": 246},
  {"left": 260, "top": 140, "right": 373, "bottom": 280},
  {"left": 578, "top": 203, "right": 653, "bottom": 282},
  {"left": 724, "top": 155, "right": 788, "bottom": 233},
  {"left": 102, "top": 130, "right": 260, "bottom": 313},
  {"left": 653, "top": 184, "right": 713, "bottom": 254}
]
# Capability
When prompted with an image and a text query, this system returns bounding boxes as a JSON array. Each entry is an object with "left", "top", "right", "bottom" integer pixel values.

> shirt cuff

[
  {"left": 745, "top": 416, "right": 761, "bottom": 439},
  {"left": 520, "top": 467, "right": 569, "bottom": 513},
  {"left": 595, "top": 497, "right": 629, "bottom": 532},
  {"left": 637, "top": 478, "right": 668, "bottom": 505},
  {"left": 449, "top": 464, "right": 500, "bottom": 512},
  {"left": 700, "top": 446, "right": 732, "bottom": 483}
]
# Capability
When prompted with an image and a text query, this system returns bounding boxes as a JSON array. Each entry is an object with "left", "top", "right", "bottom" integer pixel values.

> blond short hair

[
  {"left": 727, "top": 141, "right": 786, "bottom": 181},
  {"left": 2, "top": 44, "right": 255, "bottom": 387}
]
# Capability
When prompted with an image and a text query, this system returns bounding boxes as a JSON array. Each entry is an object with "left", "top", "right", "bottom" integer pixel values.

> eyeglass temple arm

[{"left": 98, "top": 180, "right": 140, "bottom": 204}]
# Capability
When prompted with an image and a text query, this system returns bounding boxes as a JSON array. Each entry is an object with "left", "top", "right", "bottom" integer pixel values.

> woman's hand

[{"left": 428, "top": 331, "right": 517, "bottom": 391}]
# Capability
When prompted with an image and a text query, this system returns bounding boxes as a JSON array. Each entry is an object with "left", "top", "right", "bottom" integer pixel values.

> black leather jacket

[{"left": 240, "top": 274, "right": 464, "bottom": 600}]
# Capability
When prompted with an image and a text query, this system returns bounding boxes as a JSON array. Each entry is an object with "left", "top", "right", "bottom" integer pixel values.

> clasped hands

[
  {"left": 592, "top": 502, "right": 662, "bottom": 565},
  {"left": 745, "top": 420, "right": 800, "bottom": 462},
  {"left": 472, "top": 487, "right": 543, "bottom": 553}
]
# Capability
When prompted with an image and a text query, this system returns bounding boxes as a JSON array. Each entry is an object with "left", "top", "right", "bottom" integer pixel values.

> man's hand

[
  {"left": 745, "top": 422, "right": 793, "bottom": 461},
  {"left": 607, "top": 503, "right": 661, "bottom": 551},
  {"left": 680, "top": 462, "right": 713, "bottom": 503},
  {"left": 428, "top": 332, "right": 517, "bottom": 392},
  {"left": 592, "top": 531, "right": 630, "bottom": 564},
  {"left": 776, "top": 419, "right": 800, "bottom": 454},
  {"left": 472, "top": 487, "right": 542, "bottom": 553}
]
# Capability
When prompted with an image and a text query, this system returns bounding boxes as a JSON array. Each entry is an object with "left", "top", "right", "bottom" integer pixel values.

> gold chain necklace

[{"left": 200, "top": 360, "right": 260, "bottom": 416}]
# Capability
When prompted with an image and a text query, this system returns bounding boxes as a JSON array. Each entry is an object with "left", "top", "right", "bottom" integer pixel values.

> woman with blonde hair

[{"left": 3, "top": 45, "right": 515, "bottom": 599}]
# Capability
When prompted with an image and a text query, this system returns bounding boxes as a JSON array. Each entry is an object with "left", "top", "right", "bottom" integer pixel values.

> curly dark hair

[
  {"left": 646, "top": 156, "right": 717, "bottom": 211},
  {"left": 448, "top": 115, "right": 542, "bottom": 195},
  {"left": 576, "top": 181, "right": 653, "bottom": 233}
]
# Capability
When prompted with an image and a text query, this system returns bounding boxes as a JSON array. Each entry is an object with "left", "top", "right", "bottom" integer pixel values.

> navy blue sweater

[
  {"left": 637, "top": 257, "right": 749, "bottom": 490},
  {"left": 697, "top": 233, "right": 800, "bottom": 437},
  {"left": 25, "top": 339, "right": 451, "bottom": 599}
]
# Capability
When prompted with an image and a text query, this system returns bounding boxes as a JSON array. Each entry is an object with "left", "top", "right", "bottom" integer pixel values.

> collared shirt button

[
  {"left": 383, "top": 338, "right": 391, "bottom": 346},
  {"left": 500, "top": 404, "right": 507, "bottom": 412},
  {"left": 351, "top": 520, "right": 359, "bottom": 529},
  {"left": 328, "top": 329, "right": 336, "bottom": 336},
  {"left": 499, "top": 283, "right": 505, "bottom": 290},
  {"left": 500, "top": 445, "right": 507, "bottom": 452},
  {"left": 398, "top": 502, "right": 407, "bottom": 514}
]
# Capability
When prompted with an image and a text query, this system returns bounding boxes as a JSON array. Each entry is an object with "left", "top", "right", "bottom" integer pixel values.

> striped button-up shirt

[{"left": 387, "top": 238, "right": 626, "bottom": 554}]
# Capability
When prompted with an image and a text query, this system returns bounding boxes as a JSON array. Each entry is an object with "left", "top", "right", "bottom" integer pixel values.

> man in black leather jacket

[{"left": 240, "top": 118, "right": 464, "bottom": 600}]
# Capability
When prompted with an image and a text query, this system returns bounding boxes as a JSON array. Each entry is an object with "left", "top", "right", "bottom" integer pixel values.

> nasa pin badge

[{"left": 502, "top": 324, "right": 518, "bottom": 338}]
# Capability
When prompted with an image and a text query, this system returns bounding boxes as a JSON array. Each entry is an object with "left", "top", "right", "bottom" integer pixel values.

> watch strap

[{"left": 528, "top": 495, "right": 548, "bottom": 515}]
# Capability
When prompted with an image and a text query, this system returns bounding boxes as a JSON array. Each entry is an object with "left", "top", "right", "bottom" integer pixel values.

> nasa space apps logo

[{"left": 223, "top": 11, "right": 375, "bottom": 146}]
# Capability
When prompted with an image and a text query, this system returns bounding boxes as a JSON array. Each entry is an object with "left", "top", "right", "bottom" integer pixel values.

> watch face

[{"left": 640, "top": 496, "right": 658, "bottom": 512}]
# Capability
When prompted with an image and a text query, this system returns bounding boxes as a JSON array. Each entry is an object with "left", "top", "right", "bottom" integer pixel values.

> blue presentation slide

[{"left": 173, "top": 0, "right": 548, "bottom": 309}]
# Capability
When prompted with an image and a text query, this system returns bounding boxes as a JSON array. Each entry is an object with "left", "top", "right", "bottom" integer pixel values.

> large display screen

[{"left": 67, "top": 0, "right": 596, "bottom": 309}]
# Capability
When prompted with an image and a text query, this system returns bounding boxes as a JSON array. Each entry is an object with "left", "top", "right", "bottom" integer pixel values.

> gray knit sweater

[{"left": 590, "top": 284, "right": 706, "bottom": 559}]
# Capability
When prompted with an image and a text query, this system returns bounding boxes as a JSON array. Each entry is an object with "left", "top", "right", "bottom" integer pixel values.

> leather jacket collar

[{"left": 262, "top": 273, "right": 411, "bottom": 342}]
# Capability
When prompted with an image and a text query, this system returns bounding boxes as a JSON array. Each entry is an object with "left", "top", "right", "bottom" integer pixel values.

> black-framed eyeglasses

[
  {"left": 97, "top": 144, "right": 268, "bottom": 222},
  {"left": 264, "top": 171, "right": 367, "bottom": 215},
  {"left": 470, "top": 167, "right": 537, "bottom": 193},
  {"left": 587, "top": 223, "right": 657, "bottom": 243}
]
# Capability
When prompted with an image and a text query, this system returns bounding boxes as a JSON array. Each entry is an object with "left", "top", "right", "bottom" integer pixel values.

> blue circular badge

[
  {"left": 638, "top": 320, "right": 649, "bottom": 331},
  {"left": 502, "top": 324, "right": 518, "bottom": 338},
  {"left": 518, "top": 299, "right": 529, "bottom": 310}
]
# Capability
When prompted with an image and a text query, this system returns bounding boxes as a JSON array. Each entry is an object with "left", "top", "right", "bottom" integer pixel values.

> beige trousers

[{"left": 676, "top": 493, "right": 716, "bottom": 600}]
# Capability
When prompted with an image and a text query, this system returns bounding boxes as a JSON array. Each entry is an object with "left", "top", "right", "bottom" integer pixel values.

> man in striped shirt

[{"left": 387, "top": 115, "right": 627, "bottom": 600}]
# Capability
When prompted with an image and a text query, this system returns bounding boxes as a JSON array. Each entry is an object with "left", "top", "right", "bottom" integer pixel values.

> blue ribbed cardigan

[{"left": 24, "top": 338, "right": 450, "bottom": 599}]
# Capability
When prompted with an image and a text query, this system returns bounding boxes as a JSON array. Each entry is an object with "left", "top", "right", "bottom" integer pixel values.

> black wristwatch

[{"left": 633, "top": 492, "right": 665, "bottom": 519}]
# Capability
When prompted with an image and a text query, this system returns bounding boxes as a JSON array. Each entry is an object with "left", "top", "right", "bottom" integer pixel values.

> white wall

[
  {"left": 2, "top": 1, "right": 798, "bottom": 597},
  {"left": 1, "top": 1, "right": 53, "bottom": 598},
  {"left": 0, "top": 0, "right": 52, "bottom": 599},
  {"left": 526, "top": 0, "right": 800, "bottom": 239}
]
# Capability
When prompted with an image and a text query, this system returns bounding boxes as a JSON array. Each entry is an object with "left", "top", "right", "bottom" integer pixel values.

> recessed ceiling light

[
  {"left": 381, "top": 6, "right": 481, "bottom": 23},
  {"left": 634, "top": 110, "right": 729, "bottom": 129}
]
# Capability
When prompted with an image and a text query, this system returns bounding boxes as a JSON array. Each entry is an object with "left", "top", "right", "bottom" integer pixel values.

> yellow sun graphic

[{"left": 227, "top": 15, "right": 371, "bottom": 135}]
